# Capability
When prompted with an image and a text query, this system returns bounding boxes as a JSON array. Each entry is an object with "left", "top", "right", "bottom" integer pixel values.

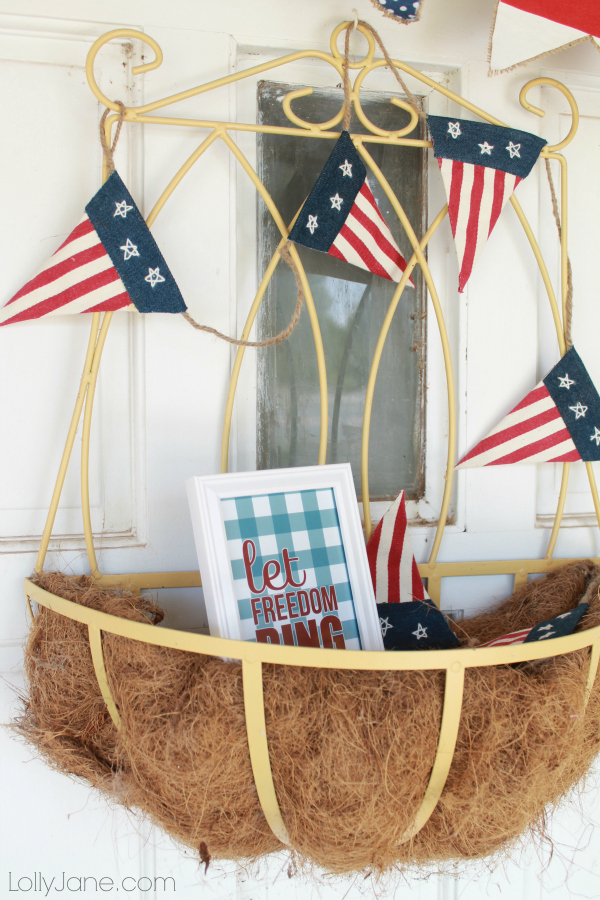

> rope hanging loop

[
  {"left": 183, "top": 242, "right": 306, "bottom": 348},
  {"left": 545, "top": 158, "right": 573, "bottom": 351},
  {"left": 341, "top": 18, "right": 426, "bottom": 132},
  {"left": 100, "top": 101, "right": 126, "bottom": 175}
]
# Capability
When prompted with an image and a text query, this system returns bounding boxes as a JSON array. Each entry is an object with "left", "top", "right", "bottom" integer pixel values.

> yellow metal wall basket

[{"left": 22, "top": 22, "right": 600, "bottom": 866}]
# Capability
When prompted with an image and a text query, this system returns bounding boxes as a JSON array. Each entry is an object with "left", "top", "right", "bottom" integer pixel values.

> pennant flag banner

[
  {"left": 289, "top": 131, "right": 414, "bottom": 285},
  {"left": 457, "top": 347, "right": 600, "bottom": 469},
  {"left": 369, "top": 0, "right": 423, "bottom": 23},
  {"left": 367, "top": 489, "right": 427, "bottom": 605},
  {"left": 0, "top": 171, "right": 186, "bottom": 326},
  {"left": 428, "top": 115, "right": 546, "bottom": 293},
  {"left": 489, "top": 0, "right": 600, "bottom": 74},
  {"left": 366, "top": 490, "right": 459, "bottom": 650},
  {"left": 479, "top": 602, "right": 588, "bottom": 647}
]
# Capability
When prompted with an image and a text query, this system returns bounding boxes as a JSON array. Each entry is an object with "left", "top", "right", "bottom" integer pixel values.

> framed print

[{"left": 186, "top": 464, "right": 384, "bottom": 652}]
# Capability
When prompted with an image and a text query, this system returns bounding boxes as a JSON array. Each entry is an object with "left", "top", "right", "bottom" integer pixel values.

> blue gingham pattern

[{"left": 221, "top": 488, "right": 361, "bottom": 649}]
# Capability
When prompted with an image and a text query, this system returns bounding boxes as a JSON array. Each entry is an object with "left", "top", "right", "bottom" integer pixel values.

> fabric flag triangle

[
  {"left": 367, "top": 489, "right": 427, "bottom": 604},
  {"left": 479, "top": 602, "right": 588, "bottom": 647},
  {"left": 366, "top": 490, "right": 459, "bottom": 650},
  {"left": 428, "top": 115, "right": 546, "bottom": 292},
  {"left": 369, "top": 0, "right": 423, "bottom": 23},
  {"left": 489, "top": 1, "right": 600, "bottom": 74},
  {"left": 288, "top": 131, "right": 414, "bottom": 285},
  {"left": 456, "top": 347, "right": 600, "bottom": 469},
  {"left": 0, "top": 170, "right": 187, "bottom": 326}
]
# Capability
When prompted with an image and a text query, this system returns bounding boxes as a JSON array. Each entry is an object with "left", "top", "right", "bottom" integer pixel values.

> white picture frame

[{"left": 186, "top": 463, "right": 384, "bottom": 652}]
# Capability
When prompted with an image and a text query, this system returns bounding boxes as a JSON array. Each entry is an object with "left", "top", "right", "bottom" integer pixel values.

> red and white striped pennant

[
  {"left": 288, "top": 131, "right": 414, "bottom": 286},
  {"left": 427, "top": 115, "right": 546, "bottom": 293},
  {"left": 0, "top": 215, "right": 133, "bottom": 326},
  {"left": 438, "top": 159, "right": 521, "bottom": 293},
  {"left": 479, "top": 627, "right": 532, "bottom": 648},
  {"left": 328, "top": 181, "right": 413, "bottom": 283},
  {"left": 478, "top": 602, "right": 589, "bottom": 647},
  {"left": 366, "top": 490, "right": 427, "bottom": 604},
  {"left": 456, "top": 381, "right": 579, "bottom": 468},
  {"left": 489, "top": 1, "right": 600, "bottom": 74},
  {"left": 457, "top": 346, "right": 600, "bottom": 469}
]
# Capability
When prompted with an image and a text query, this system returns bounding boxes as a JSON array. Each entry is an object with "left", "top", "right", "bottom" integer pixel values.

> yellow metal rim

[
  {"left": 25, "top": 577, "right": 600, "bottom": 672},
  {"left": 27, "top": 575, "right": 600, "bottom": 848}
]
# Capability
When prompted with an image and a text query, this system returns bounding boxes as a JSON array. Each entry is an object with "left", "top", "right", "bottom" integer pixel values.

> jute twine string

[
  {"left": 545, "top": 159, "right": 573, "bottom": 350},
  {"left": 182, "top": 243, "right": 305, "bottom": 347},
  {"left": 342, "top": 19, "right": 425, "bottom": 132},
  {"left": 99, "top": 102, "right": 305, "bottom": 347},
  {"left": 100, "top": 103, "right": 126, "bottom": 175}
]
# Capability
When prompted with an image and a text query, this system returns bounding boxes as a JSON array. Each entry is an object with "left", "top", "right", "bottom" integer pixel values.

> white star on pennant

[
  {"left": 506, "top": 141, "right": 521, "bottom": 158},
  {"left": 339, "top": 159, "right": 353, "bottom": 177},
  {"left": 412, "top": 623, "right": 428, "bottom": 640},
  {"left": 447, "top": 121, "right": 461, "bottom": 139},
  {"left": 479, "top": 141, "right": 494, "bottom": 155},
  {"left": 538, "top": 631, "right": 555, "bottom": 640},
  {"left": 558, "top": 374, "right": 575, "bottom": 390},
  {"left": 569, "top": 402, "right": 588, "bottom": 419},
  {"left": 330, "top": 193, "right": 344, "bottom": 211},
  {"left": 120, "top": 238, "right": 139, "bottom": 261},
  {"left": 379, "top": 617, "right": 393, "bottom": 636},
  {"left": 114, "top": 200, "right": 133, "bottom": 218},
  {"left": 557, "top": 612, "right": 571, "bottom": 619},
  {"left": 591, "top": 427, "right": 600, "bottom": 446},
  {"left": 144, "top": 267, "right": 165, "bottom": 288},
  {"left": 306, "top": 214, "right": 318, "bottom": 234},
  {"left": 538, "top": 624, "right": 554, "bottom": 631}
]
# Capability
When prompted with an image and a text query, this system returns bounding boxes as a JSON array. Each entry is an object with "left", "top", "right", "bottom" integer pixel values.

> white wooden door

[{"left": 2, "top": 2, "right": 600, "bottom": 897}]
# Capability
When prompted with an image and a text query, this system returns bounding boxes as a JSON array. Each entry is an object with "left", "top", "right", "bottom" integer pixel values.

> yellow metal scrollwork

[
  {"left": 282, "top": 88, "right": 346, "bottom": 133},
  {"left": 86, "top": 29, "right": 163, "bottom": 112},
  {"left": 28, "top": 22, "right": 600, "bottom": 853},
  {"left": 520, "top": 77, "right": 579, "bottom": 153}
]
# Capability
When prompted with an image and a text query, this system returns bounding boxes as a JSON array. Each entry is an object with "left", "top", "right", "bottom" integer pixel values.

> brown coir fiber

[{"left": 14, "top": 561, "right": 600, "bottom": 875}]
